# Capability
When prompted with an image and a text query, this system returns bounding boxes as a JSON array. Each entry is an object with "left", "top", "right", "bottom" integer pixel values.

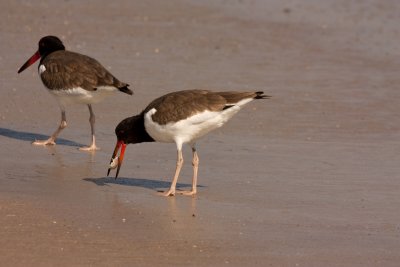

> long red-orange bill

[
  {"left": 18, "top": 50, "right": 41, "bottom": 73},
  {"left": 107, "top": 140, "right": 122, "bottom": 176},
  {"left": 115, "top": 143, "right": 127, "bottom": 179},
  {"left": 107, "top": 140, "right": 127, "bottom": 179}
]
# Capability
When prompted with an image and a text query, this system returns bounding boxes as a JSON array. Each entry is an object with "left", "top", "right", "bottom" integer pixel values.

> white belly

[
  {"left": 144, "top": 106, "right": 241, "bottom": 146},
  {"left": 48, "top": 86, "right": 116, "bottom": 106}
]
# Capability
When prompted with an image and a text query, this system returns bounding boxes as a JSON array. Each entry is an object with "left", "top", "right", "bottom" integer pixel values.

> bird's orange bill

[
  {"left": 18, "top": 50, "right": 41, "bottom": 73},
  {"left": 107, "top": 140, "right": 127, "bottom": 179}
]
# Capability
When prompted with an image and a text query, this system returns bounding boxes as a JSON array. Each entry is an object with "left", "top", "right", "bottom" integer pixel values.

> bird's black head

[
  {"left": 38, "top": 36, "right": 65, "bottom": 57},
  {"left": 115, "top": 114, "right": 153, "bottom": 145},
  {"left": 107, "top": 114, "right": 154, "bottom": 179},
  {"left": 18, "top": 35, "right": 65, "bottom": 74}
]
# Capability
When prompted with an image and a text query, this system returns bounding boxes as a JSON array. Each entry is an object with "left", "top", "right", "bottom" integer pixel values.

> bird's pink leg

[
  {"left": 33, "top": 109, "right": 67, "bottom": 146},
  {"left": 79, "top": 104, "right": 100, "bottom": 151},
  {"left": 160, "top": 149, "right": 183, "bottom": 196},
  {"left": 178, "top": 146, "right": 199, "bottom": 196}
]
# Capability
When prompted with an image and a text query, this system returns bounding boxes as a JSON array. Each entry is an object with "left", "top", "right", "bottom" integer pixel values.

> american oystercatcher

[
  {"left": 17, "top": 36, "right": 133, "bottom": 151},
  {"left": 107, "top": 89, "right": 270, "bottom": 196}
]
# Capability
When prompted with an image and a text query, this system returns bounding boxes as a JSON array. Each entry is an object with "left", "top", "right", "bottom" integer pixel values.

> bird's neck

[
  {"left": 39, "top": 49, "right": 64, "bottom": 64},
  {"left": 129, "top": 113, "right": 155, "bottom": 144},
  {"left": 39, "top": 51, "right": 54, "bottom": 64},
  {"left": 139, "top": 121, "right": 155, "bottom": 144}
]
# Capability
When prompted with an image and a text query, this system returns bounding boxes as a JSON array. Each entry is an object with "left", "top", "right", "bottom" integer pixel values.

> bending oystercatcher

[
  {"left": 17, "top": 36, "right": 133, "bottom": 151},
  {"left": 107, "top": 89, "right": 270, "bottom": 196}
]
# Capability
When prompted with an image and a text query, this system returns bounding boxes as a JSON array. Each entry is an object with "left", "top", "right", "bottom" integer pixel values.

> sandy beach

[{"left": 1, "top": 0, "right": 400, "bottom": 266}]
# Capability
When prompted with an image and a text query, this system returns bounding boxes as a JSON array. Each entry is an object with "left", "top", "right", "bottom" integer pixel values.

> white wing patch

[{"left": 235, "top": 98, "right": 253, "bottom": 107}]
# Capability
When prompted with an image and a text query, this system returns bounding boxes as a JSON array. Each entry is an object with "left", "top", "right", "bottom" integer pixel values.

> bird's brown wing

[
  {"left": 40, "top": 51, "right": 127, "bottom": 91},
  {"left": 144, "top": 90, "right": 228, "bottom": 125}
]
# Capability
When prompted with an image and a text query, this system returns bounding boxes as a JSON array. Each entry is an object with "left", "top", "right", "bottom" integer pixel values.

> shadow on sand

[
  {"left": 0, "top": 127, "right": 83, "bottom": 147},
  {"left": 83, "top": 177, "right": 205, "bottom": 191}
]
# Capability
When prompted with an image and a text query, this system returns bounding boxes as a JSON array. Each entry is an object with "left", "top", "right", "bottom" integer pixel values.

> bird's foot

[
  {"left": 32, "top": 139, "right": 56, "bottom": 146},
  {"left": 177, "top": 189, "right": 197, "bottom": 196},
  {"left": 158, "top": 189, "right": 176, "bottom": 197},
  {"left": 79, "top": 144, "right": 100, "bottom": 152}
]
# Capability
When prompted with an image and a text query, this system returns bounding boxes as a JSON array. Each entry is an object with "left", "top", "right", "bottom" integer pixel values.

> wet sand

[{"left": 1, "top": 0, "right": 400, "bottom": 266}]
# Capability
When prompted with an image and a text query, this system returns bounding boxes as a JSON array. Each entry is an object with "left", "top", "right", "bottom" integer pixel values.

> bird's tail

[
  {"left": 119, "top": 85, "right": 133, "bottom": 95},
  {"left": 254, "top": 91, "right": 271, "bottom": 99}
]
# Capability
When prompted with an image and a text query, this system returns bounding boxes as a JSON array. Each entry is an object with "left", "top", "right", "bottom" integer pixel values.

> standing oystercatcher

[
  {"left": 107, "top": 89, "right": 270, "bottom": 196},
  {"left": 17, "top": 36, "right": 133, "bottom": 151}
]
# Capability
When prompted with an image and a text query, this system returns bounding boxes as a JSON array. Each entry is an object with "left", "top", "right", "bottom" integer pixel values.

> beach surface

[{"left": 1, "top": 0, "right": 400, "bottom": 266}]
